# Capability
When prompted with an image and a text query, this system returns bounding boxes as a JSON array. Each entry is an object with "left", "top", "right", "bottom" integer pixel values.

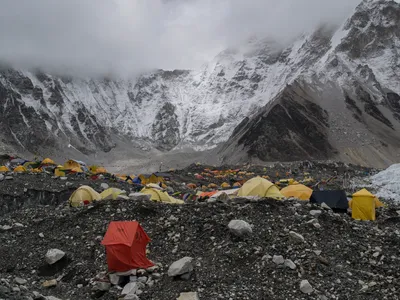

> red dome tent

[{"left": 101, "top": 221, "right": 154, "bottom": 272}]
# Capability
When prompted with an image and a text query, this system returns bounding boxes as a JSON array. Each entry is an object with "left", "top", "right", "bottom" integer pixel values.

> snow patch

[{"left": 370, "top": 164, "right": 400, "bottom": 202}]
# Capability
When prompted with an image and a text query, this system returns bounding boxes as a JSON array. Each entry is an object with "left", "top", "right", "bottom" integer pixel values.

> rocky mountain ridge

[{"left": 219, "top": 0, "right": 400, "bottom": 167}]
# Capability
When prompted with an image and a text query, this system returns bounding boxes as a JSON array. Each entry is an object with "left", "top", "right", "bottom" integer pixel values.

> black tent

[{"left": 310, "top": 190, "right": 349, "bottom": 210}]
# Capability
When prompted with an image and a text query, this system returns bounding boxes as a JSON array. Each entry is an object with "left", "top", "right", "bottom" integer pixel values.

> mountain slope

[{"left": 219, "top": 0, "right": 400, "bottom": 167}]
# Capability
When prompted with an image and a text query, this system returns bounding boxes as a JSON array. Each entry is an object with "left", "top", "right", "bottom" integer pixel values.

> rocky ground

[
  {"left": 1, "top": 197, "right": 400, "bottom": 300},
  {"left": 0, "top": 161, "right": 398, "bottom": 300}
]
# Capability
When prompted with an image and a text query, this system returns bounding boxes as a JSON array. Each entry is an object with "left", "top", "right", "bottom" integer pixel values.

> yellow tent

[
  {"left": 89, "top": 165, "right": 108, "bottom": 174},
  {"left": 0, "top": 166, "right": 10, "bottom": 172},
  {"left": 238, "top": 176, "right": 284, "bottom": 200},
  {"left": 139, "top": 174, "right": 164, "bottom": 185},
  {"left": 31, "top": 168, "right": 43, "bottom": 173},
  {"left": 141, "top": 188, "right": 184, "bottom": 204},
  {"left": 42, "top": 158, "right": 56, "bottom": 165},
  {"left": 221, "top": 182, "right": 231, "bottom": 189},
  {"left": 280, "top": 184, "right": 313, "bottom": 200},
  {"left": 13, "top": 166, "right": 27, "bottom": 173},
  {"left": 100, "top": 188, "right": 125, "bottom": 200},
  {"left": 55, "top": 166, "right": 66, "bottom": 177},
  {"left": 64, "top": 160, "right": 82, "bottom": 171},
  {"left": 69, "top": 185, "right": 101, "bottom": 207},
  {"left": 349, "top": 189, "right": 383, "bottom": 221},
  {"left": 96, "top": 167, "right": 107, "bottom": 174}
]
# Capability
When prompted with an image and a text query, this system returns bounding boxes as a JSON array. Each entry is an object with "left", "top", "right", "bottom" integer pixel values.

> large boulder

[
  {"left": 45, "top": 249, "right": 65, "bottom": 265},
  {"left": 168, "top": 257, "right": 194, "bottom": 277},
  {"left": 300, "top": 280, "right": 313, "bottom": 294},
  {"left": 228, "top": 220, "right": 252, "bottom": 237}
]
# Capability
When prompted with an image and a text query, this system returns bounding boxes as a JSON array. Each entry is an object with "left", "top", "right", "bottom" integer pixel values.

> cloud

[{"left": 0, "top": 0, "right": 361, "bottom": 77}]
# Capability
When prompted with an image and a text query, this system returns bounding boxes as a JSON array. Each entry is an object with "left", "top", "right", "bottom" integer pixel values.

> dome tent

[
  {"left": 238, "top": 176, "right": 283, "bottom": 200},
  {"left": 280, "top": 184, "right": 313, "bottom": 200},
  {"left": 69, "top": 185, "right": 101, "bottom": 207}
]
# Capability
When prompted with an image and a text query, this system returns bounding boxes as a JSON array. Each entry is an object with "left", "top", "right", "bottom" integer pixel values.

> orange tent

[
  {"left": 101, "top": 221, "right": 153, "bottom": 272},
  {"left": 187, "top": 183, "right": 197, "bottom": 189},
  {"left": 199, "top": 191, "right": 218, "bottom": 198}
]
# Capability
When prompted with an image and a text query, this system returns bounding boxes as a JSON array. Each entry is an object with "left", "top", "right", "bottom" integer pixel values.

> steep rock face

[
  {"left": 225, "top": 83, "right": 334, "bottom": 162},
  {"left": 151, "top": 102, "right": 180, "bottom": 151}
]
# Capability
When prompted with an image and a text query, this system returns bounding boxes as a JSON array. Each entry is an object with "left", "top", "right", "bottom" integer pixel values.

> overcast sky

[{"left": 0, "top": 0, "right": 361, "bottom": 77}]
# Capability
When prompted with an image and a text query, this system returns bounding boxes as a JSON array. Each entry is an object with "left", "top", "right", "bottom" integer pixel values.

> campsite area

[{"left": 1, "top": 157, "right": 400, "bottom": 300}]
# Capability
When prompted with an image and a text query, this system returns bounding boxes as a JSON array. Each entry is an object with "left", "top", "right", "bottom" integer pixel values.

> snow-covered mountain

[
  {"left": 220, "top": 0, "right": 400, "bottom": 167},
  {"left": 1, "top": 0, "right": 400, "bottom": 167}
]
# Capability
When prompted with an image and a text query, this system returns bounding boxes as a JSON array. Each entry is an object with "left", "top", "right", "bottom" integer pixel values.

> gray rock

[
  {"left": 32, "top": 291, "right": 43, "bottom": 299},
  {"left": 321, "top": 202, "right": 332, "bottom": 210},
  {"left": 59, "top": 177, "right": 68, "bottom": 181},
  {"left": 45, "top": 249, "right": 65, "bottom": 265},
  {"left": 0, "top": 225, "right": 12, "bottom": 231},
  {"left": 129, "top": 276, "right": 137, "bottom": 282},
  {"left": 129, "top": 193, "right": 152, "bottom": 201},
  {"left": 15, "top": 277, "right": 27, "bottom": 285},
  {"left": 95, "top": 281, "right": 111, "bottom": 291},
  {"left": 272, "top": 255, "right": 285, "bottom": 265},
  {"left": 124, "top": 295, "right": 139, "bottom": 300},
  {"left": 146, "top": 265, "right": 158, "bottom": 273},
  {"left": 300, "top": 280, "right": 313, "bottom": 294},
  {"left": 5, "top": 176, "right": 13, "bottom": 180},
  {"left": 228, "top": 220, "right": 252, "bottom": 237},
  {"left": 137, "top": 276, "right": 147, "bottom": 283},
  {"left": 122, "top": 282, "right": 144, "bottom": 295},
  {"left": 65, "top": 182, "right": 73, "bottom": 187},
  {"left": 12, "top": 286, "right": 21, "bottom": 292},
  {"left": 109, "top": 273, "right": 120, "bottom": 285},
  {"left": 177, "top": 292, "right": 200, "bottom": 300},
  {"left": 313, "top": 222, "right": 321, "bottom": 229},
  {"left": 289, "top": 231, "right": 305, "bottom": 243},
  {"left": 0, "top": 174, "right": 4, "bottom": 181},
  {"left": 100, "top": 183, "right": 109, "bottom": 190},
  {"left": 46, "top": 297, "right": 63, "bottom": 300},
  {"left": 152, "top": 273, "right": 162, "bottom": 279},
  {"left": 168, "top": 257, "right": 194, "bottom": 277},
  {"left": 13, "top": 223, "right": 24, "bottom": 228},
  {"left": 117, "top": 195, "right": 129, "bottom": 201},
  {"left": 310, "top": 210, "right": 322, "bottom": 217},
  {"left": 39, "top": 233, "right": 45, "bottom": 238},
  {"left": 284, "top": 259, "right": 297, "bottom": 270},
  {"left": 42, "top": 279, "right": 57, "bottom": 288},
  {"left": 180, "top": 272, "right": 192, "bottom": 281}
]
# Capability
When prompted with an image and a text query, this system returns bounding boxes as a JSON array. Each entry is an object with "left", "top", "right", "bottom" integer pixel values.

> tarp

[
  {"left": 310, "top": 190, "right": 348, "bottom": 210},
  {"left": 69, "top": 185, "right": 101, "bottom": 207},
  {"left": 101, "top": 188, "right": 125, "bottom": 200},
  {"left": 280, "top": 184, "right": 313, "bottom": 200},
  {"left": 101, "top": 221, "right": 153, "bottom": 271},
  {"left": 349, "top": 189, "right": 383, "bottom": 221},
  {"left": 199, "top": 191, "right": 218, "bottom": 198},
  {"left": 238, "top": 176, "right": 284, "bottom": 200}
]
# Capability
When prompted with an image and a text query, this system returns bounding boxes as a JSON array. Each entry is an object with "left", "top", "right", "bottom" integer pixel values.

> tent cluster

[
  {"left": 0, "top": 156, "right": 170, "bottom": 189},
  {"left": 188, "top": 175, "right": 383, "bottom": 221},
  {"left": 68, "top": 183, "right": 183, "bottom": 207}
]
